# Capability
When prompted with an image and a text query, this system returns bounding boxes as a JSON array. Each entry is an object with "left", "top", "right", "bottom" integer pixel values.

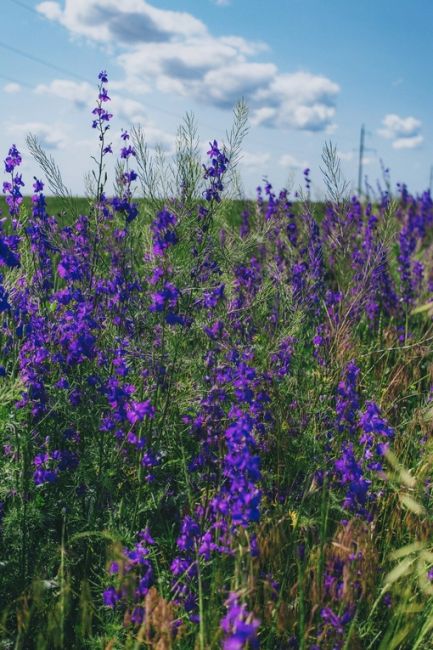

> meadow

[{"left": 1, "top": 71, "right": 433, "bottom": 649}]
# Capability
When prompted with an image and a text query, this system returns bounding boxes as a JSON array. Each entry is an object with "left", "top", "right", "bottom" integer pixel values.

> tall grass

[{"left": 1, "top": 73, "right": 433, "bottom": 649}]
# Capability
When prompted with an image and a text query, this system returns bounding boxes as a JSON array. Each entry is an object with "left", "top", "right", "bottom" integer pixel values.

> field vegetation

[{"left": 1, "top": 71, "right": 433, "bottom": 649}]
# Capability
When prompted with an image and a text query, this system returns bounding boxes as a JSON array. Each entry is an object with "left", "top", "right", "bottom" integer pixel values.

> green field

[{"left": 2, "top": 130, "right": 433, "bottom": 650}]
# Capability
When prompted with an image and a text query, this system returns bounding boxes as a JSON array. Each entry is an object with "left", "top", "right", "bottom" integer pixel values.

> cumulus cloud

[
  {"left": 34, "top": 78, "right": 175, "bottom": 151},
  {"left": 37, "top": 0, "right": 206, "bottom": 44},
  {"left": 36, "top": 0, "right": 340, "bottom": 133},
  {"left": 35, "top": 79, "right": 94, "bottom": 108},
  {"left": 279, "top": 153, "right": 309, "bottom": 169},
  {"left": 35, "top": 78, "right": 143, "bottom": 121},
  {"left": 392, "top": 135, "right": 423, "bottom": 150},
  {"left": 378, "top": 113, "right": 423, "bottom": 149},
  {"left": 251, "top": 72, "right": 339, "bottom": 130},
  {"left": 6, "top": 121, "right": 68, "bottom": 149},
  {"left": 240, "top": 151, "right": 271, "bottom": 168},
  {"left": 4, "top": 83, "right": 22, "bottom": 94}
]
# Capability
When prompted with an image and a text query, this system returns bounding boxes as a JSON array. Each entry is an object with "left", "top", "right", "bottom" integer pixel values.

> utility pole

[{"left": 358, "top": 124, "right": 365, "bottom": 197}]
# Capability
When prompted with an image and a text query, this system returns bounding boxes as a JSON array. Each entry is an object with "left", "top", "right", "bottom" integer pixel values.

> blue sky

[{"left": 1, "top": 0, "right": 432, "bottom": 197}]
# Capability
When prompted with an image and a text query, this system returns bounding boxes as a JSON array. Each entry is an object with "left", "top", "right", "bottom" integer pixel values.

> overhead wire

[{"left": 3, "top": 1, "right": 304, "bottom": 164}]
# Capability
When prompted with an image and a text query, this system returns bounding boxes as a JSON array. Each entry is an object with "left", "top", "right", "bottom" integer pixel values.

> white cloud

[
  {"left": 378, "top": 113, "right": 423, "bottom": 149},
  {"left": 378, "top": 114, "right": 421, "bottom": 139},
  {"left": 6, "top": 121, "right": 68, "bottom": 150},
  {"left": 392, "top": 135, "right": 423, "bottom": 150},
  {"left": 117, "top": 38, "right": 266, "bottom": 88},
  {"left": 35, "top": 79, "right": 94, "bottom": 108},
  {"left": 213, "top": 0, "right": 231, "bottom": 5},
  {"left": 4, "top": 83, "right": 22, "bottom": 94},
  {"left": 279, "top": 153, "right": 309, "bottom": 169},
  {"left": 34, "top": 78, "right": 175, "bottom": 152},
  {"left": 202, "top": 62, "right": 277, "bottom": 108},
  {"left": 240, "top": 151, "right": 271, "bottom": 168},
  {"left": 35, "top": 78, "right": 144, "bottom": 122},
  {"left": 37, "top": 0, "right": 206, "bottom": 44},
  {"left": 36, "top": 0, "right": 340, "bottom": 133},
  {"left": 252, "top": 72, "right": 340, "bottom": 131}
]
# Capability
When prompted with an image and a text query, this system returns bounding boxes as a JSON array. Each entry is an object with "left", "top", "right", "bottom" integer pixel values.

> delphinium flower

[
  {"left": 344, "top": 201, "right": 398, "bottom": 329},
  {"left": 173, "top": 239, "right": 274, "bottom": 619},
  {"left": 190, "top": 234, "right": 224, "bottom": 317},
  {"left": 270, "top": 337, "right": 295, "bottom": 378},
  {"left": 170, "top": 516, "right": 201, "bottom": 621},
  {"left": 0, "top": 224, "right": 20, "bottom": 269},
  {"left": 358, "top": 401, "right": 394, "bottom": 470},
  {"left": 3, "top": 144, "right": 24, "bottom": 224},
  {"left": 1, "top": 146, "right": 22, "bottom": 272},
  {"left": 314, "top": 606, "right": 353, "bottom": 649},
  {"left": 334, "top": 443, "right": 372, "bottom": 517},
  {"left": 56, "top": 300, "right": 99, "bottom": 366},
  {"left": 0, "top": 276, "right": 10, "bottom": 313},
  {"left": 91, "top": 71, "right": 113, "bottom": 200},
  {"left": 312, "top": 323, "right": 327, "bottom": 367},
  {"left": 303, "top": 168, "right": 312, "bottom": 196},
  {"left": 191, "top": 350, "right": 271, "bottom": 562},
  {"left": 103, "top": 529, "right": 156, "bottom": 626},
  {"left": 322, "top": 196, "right": 363, "bottom": 277},
  {"left": 417, "top": 190, "right": 433, "bottom": 239},
  {"left": 239, "top": 209, "right": 251, "bottom": 239},
  {"left": 346, "top": 195, "right": 364, "bottom": 235},
  {"left": 220, "top": 593, "right": 260, "bottom": 650},
  {"left": 146, "top": 203, "right": 191, "bottom": 327},
  {"left": 227, "top": 258, "right": 263, "bottom": 338},
  {"left": 318, "top": 517, "right": 377, "bottom": 643},
  {"left": 151, "top": 208, "right": 178, "bottom": 257},
  {"left": 101, "top": 375, "right": 155, "bottom": 438},
  {"left": 92, "top": 71, "right": 113, "bottom": 132},
  {"left": 211, "top": 411, "right": 261, "bottom": 528},
  {"left": 203, "top": 140, "right": 229, "bottom": 203},
  {"left": 149, "top": 281, "right": 181, "bottom": 321},
  {"left": 16, "top": 311, "right": 51, "bottom": 418},
  {"left": 112, "top": 131, "right": 138, "bottom": 223},
  {"left": 332, "top": 362, "right": 378, "bottom": 518},
  {"left": 396, "top": 192, "right": 433, "bottom": 307},
  {"left": 336, "top": 361, "right": 360, "bottom": 436},
  {"left": 57, "top": 215, "right": 92, "bottom": 284},
  {"left": 26, "top": 178, "right": 56, "bottom": 293},
  {"left": 280, "top": 188, "right": 298, "bottom": 248},
  {"left": 364, "top": 246, "right": 398, "bottom": 325},
  {"left": 412, "top": 259, "right": 424, "bottom": 296},
  {"left": 259, "top": 182, "right": 298, "bottom": 288},
  {"left": 255, "top": 185, "right": 266, "bottom": 222},
  {"left": 264, "top": 181, "right": 278, "bottom": 221},
  {"left": 33, "top": 448, "right": 79, "bottom": 486}
]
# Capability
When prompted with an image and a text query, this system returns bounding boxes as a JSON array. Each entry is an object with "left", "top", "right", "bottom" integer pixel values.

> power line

[
  {"left": 0, "top": 32, "right": 318, "bottom": 163},
  {"left": 0, "top": 72, "right": 33, "bottom": 89},
  {"left": 0, "top": 38, "right": 196, "bottom": 123},
  {"left": 5, "top": 0, "right": 360, "bottom": 180},
  {"left": 3, "top": 4, "right": 335, "bottom": 164},
  {"left": 0, "top": 40, "right": 94, "bottom": 84},
  {"left": 7, "top": 0, "right": 40, "bottom": 14}
]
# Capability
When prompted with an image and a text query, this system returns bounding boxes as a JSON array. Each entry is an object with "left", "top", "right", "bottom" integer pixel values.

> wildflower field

[{"left": 2, "top": 71, "right": 433, "bottom": 650}]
